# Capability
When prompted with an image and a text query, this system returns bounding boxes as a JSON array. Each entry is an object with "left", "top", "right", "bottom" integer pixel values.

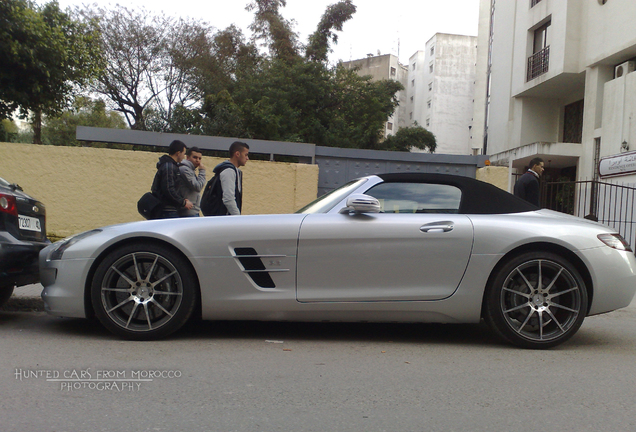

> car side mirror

[{"left": 339, "top": 194, "right": 381, "bottom": 214}]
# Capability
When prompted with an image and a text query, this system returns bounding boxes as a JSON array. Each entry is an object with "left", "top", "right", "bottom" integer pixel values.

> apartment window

[
  {"left": 412, "top": 79, "right": 415, "bottom": 87},
  {"left": 409, "top": 112, "right": 413, "bottom": 120},
  {"left": 527, "top": 21, "right": 551, "bottom": 81},
  {"left": 531, "top": 0, "right": 543, "bottom": 7},
  {"left": 412, "top": 63, "right": 416, "bottom": 70},
  {"left": 390, "top": 67, "right": 396, "bottom": 76},
  {"left": 426, "top": 118, "right": 430, "bottom": 127},
  {"left": 563, "top": 100, "right": 584, "bottom": 143},
  {"left": 410, "top": 96, "right": 414, "bottom": 104},
  {"left": 598, "top": 0, "right": 608, "bottom": 4},
  {"left": 427, "top": 100, "right": 431, "bottom": 109},
  {"left": 428, "top": 82, "right": 432, "bottom": 91},
  {"left": 387, "top": 122, "right": 393, "bottom": 131},
  {"left": 429, "top": 64, "right": 434, "bottom": 73},
  {"left": 430, "top": 46, "right": 435, "bottom": 56}
]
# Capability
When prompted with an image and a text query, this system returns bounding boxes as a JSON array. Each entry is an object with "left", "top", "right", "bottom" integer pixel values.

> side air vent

[{"left": 233, "top": 248, "right": 289, "bottom": 289}]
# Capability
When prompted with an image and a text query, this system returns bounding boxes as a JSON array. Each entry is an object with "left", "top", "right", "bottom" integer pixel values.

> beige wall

[
  {"left": 476, "top": 166, "right": 509, "bottom": 191},
  {"left": 0, "top": 142, "right": 318, "bottom": 238}
]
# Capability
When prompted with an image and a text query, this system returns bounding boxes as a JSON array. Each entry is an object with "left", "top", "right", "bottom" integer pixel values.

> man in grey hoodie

[{"left": 178, "top": 146, "right": 206, "bottom": 217}]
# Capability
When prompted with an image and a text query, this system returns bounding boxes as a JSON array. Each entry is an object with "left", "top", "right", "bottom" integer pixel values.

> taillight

[{"left": 0, "top": 193, "right": 18, "bottom": 216}]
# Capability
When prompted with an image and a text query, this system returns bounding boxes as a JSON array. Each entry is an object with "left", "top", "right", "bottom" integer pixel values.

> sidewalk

[
  {"left": 13, "top": 283, "right": 43, "bottom": 298},
  {"left": 1, "top": 283, "right": 44, "bottom": 311}
]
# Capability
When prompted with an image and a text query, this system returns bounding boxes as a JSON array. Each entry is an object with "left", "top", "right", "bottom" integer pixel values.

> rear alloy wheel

[
  {"left": 484, "top": 252, "right": 588, "bottom": 349},
  {"left": 91, "top": 243, "right": 198, "bottom": 340}
]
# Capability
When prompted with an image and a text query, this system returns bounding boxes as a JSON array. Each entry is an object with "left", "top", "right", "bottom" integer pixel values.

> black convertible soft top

[{"left": 377, "top": 173, "right": 538, "bottom": 215}]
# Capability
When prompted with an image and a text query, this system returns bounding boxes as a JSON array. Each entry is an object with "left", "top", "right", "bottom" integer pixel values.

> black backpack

[{"left": 200, "top": 163, "right": 235, "bottom": 216}]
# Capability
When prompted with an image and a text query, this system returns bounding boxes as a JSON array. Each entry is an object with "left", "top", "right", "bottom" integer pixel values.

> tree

[
  {"left": 80, "top": 5, "right": 213, "bottom": 131},
  {"left": 194, "top": 0, "right": 403, "bottom": 150},
  {"left": 247, "top": 0, "right": 299, "bottom": 63},
  {"left": 382, "top": 124, "right": 437, "bottom": 152},
  {"left": 305, "top": 0, "right": 356, "bottom": 63},
  {"left": 1, "top": 119, "right": 19, "bottom": 143},
  {"left": 42, "top": 96, "right": 127, "bottom": 146},
  {"left": 0, "top": 0, "right": 102, "bottom": 143}
]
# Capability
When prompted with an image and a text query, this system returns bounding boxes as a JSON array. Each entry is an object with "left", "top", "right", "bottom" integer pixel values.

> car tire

[
  {"left": 90, "top": 243, "right": 198, "bottom": 340},
  {"left": 0, "top": 284, "right": 15, "bottom": 307},
  {"left": 484, "top": 251, "right": 588, "bottom": 349}
]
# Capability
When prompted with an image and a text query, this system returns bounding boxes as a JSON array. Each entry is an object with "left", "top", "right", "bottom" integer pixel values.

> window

[
  {"left": 531, "top": 0, "right": 543, "bottom": 7},
  {"left": 410, "top": 96, "right": 414, "bottom": 104},
  {"left": 412, "top": 79, "right": 415, "bottom": 87},
  {"left": 412, "top": 63, "right": 416, "bottom": 70},
  {"left": 527, "top": 20, "right": 551, "bottom": 81},
  {"left": 387, "top": 122, "right": 393, "bottom": 131},
  {"left": 428, "top": 82, "right": 432, "bottom": 91},
  {"left": 390, "top": 67, "right": 396, "bottom": 76},
  {"left": 365, "top": 183, "right": 462, "bottom": 214},
  {"left": 409, "top": 112, "right": 413, "bottom": 120},
  {"left": 430, "top": 46, "right": 435, "bottom": 56},
  {"left": 429, "top": 64, "right": 434, "bottom": 73},
  {"left": 427, "top": 100, "right": 431, "bottom": 109},
  {"left": 426, "top": 118, "right": 430, "bottom": 127}
]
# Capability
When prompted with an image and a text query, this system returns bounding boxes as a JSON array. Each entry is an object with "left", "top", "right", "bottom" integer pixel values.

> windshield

[{"left": 296, "top": 178, "right": 368, "bottom": 214}]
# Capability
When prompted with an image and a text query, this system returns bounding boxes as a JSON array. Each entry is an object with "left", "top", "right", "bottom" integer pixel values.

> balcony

[{"left": 527, "top": 46, "right": 550, "bottom": 81}]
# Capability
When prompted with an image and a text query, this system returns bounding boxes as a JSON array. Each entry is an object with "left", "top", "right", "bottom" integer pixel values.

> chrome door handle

[{"left": 420, "top": 223, "right": 454, "bottom": 233}]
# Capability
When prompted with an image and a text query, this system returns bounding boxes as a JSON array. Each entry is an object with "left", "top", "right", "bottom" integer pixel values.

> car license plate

[{"left": 18, "top": 215, "right": 42, "bottom": 232}]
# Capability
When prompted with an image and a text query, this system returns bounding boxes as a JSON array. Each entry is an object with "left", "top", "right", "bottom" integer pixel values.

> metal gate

[{"left": 542, "top": 180, "right": 636, "bottom": 249}]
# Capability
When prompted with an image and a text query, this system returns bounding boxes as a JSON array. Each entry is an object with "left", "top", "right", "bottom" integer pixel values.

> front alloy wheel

[
  {"left": 91, "top": 243, "right": 197, "bottom": 340},
  {"left": 485, "top": 252, "right": 588, "bottom": 349}
]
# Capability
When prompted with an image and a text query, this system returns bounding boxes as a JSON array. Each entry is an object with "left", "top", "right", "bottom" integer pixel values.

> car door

[{"left": 296, "top": 182, "right": 474, "bottom": 302}]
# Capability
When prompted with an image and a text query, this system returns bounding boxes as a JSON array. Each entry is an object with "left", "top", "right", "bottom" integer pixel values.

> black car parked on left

[{"left": 0, "top": 176, "right": 49, "bottom": 306}]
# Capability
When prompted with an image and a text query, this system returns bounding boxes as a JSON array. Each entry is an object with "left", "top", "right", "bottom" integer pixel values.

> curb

[{"left": 0, "top": 297, "right": 45, "bottom": 312}]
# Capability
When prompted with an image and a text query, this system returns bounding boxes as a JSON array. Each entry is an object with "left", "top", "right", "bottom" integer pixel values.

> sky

[{"left": 51, "top": 0, "right": 480, "bottom": 64}]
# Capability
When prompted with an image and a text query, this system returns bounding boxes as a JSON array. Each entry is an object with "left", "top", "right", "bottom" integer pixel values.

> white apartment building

[
  {"left": 408, "top": 33, "right": 478, "bottom": 155},
  {"left": 341, "top": 54, "right": 408, "bottom": 138},
  {"left": 474, "top": 0, "right": 636, "bottom": 189}
]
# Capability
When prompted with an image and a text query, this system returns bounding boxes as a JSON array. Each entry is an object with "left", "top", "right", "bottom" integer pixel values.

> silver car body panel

[{"left": 39, "top": 175, "right": 636, "bottom": 325}]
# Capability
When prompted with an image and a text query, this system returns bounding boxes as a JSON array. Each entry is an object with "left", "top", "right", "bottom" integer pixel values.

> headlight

[
  {"left": 597, "top": 233, "right": 633, "bottom": 252},
  {"left": 46, "top": 229, "right": 102, "bottom": 261}
]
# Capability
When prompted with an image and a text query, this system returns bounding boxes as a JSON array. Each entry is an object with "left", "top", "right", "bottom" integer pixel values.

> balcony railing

[{"left": 527, "top": 46, "right": 550, "bottom": 81}]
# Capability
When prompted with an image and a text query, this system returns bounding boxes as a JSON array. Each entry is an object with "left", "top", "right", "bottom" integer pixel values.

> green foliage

[
  {"left": 193, "top": 1, "right": 403, "bottom": 150},
  {"left": 0, "top": 0, "right": 102, "bottom": 142},
  {"left": 1, "top": 119, "right": 19, "bottom": 143},
  {"left": 382, "top": 123, "right": 437, "bottom": 152},
  {"left": 306, "top": 0, "right": 356, "bottom": 63},
  {"left": 4, "top": 1, "right": 409, "bottom": 151},
  {"left": 42, "top": 97, "right": 127, "bottom": 146},
  {"left": 247, "top": 0, "right": 299, "bottom": 63}
]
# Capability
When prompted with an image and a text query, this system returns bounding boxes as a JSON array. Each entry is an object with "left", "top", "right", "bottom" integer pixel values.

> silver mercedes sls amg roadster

[{"left": 39, "top": 173, "right": 636, "bottom": 348}]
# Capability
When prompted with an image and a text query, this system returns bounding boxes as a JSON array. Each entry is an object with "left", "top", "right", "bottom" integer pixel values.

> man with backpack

[
  {"left": 151, "top": 140, "right": 194, "bottom": 218},
  {"left": 201, "top": 141, "right": 249, "bottom": 216}
]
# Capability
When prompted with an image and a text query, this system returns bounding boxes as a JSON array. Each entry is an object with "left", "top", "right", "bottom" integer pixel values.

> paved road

[{"left": 1, "top": 302, "right": 636, "bottom": 432}]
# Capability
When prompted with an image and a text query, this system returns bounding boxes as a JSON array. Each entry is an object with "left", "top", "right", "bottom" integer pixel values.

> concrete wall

[
  {"left": 0, "top": 142, "right": 318, "bottom": 238},
  {"left": 476, "top": 166, "right": 509, "bottom": 191}
]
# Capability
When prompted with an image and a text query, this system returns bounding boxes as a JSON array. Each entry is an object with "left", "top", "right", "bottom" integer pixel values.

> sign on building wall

[{"left": 599, "top": 151, "right": 636, "bottom": 178}]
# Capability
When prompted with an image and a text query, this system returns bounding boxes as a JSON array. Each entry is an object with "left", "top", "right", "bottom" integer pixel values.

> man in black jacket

[
  {"left": 151, "top": 140, "right": 194, "bottom": 218},
  {"left": 514, "top": 157, "right": 544, "bottom": 207}
]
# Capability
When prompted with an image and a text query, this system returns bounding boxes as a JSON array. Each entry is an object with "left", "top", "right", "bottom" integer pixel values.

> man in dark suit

[{"left": 514, "top": 157, "right": 544, "bottom": 207}]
